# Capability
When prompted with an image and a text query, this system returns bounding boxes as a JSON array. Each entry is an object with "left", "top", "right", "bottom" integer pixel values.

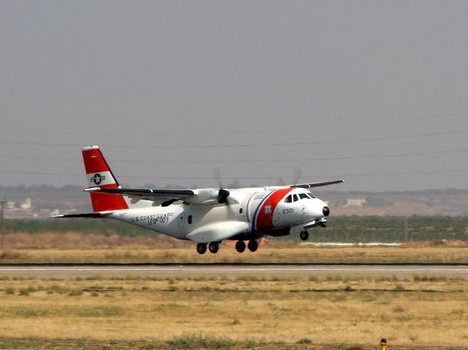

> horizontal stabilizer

[{"left": 54, "top": 212, "right": 112, "bottom": 219}]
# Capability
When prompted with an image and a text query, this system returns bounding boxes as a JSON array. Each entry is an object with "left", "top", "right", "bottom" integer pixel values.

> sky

[{"left": 1, "top": 1, "right": 468, "bottom": 192}]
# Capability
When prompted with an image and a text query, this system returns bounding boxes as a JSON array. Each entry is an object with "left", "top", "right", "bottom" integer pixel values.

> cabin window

[
  {"left": 285, "top": 195, "right": 292, "bottom": 203},
  {"left": 293, "top": 194, "right": 299, "bottom": 202},
  {"left": 239, "top": 208, "right": 243, "bottom": 214},
  {"left": 188, "top": 215, "right": 192, "bottom": 224}
]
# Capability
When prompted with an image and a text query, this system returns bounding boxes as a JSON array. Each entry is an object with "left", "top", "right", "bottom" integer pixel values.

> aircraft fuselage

[{"left": 108, "top": 186, "right": 329, "bottom": 245}]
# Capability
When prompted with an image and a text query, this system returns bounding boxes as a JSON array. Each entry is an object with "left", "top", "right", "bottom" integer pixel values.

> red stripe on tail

[{"left": 82, "top": 146, "right": 128, "bottom": 212}]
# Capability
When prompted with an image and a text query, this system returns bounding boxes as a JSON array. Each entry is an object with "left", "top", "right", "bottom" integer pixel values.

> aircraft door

[{"left": 246, "top": 193, "right": 265, "bottom": 223}]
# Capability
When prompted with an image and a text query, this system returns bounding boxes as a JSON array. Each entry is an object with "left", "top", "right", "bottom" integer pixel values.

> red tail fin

[{"left": 82, "top": 146, "right": 129, "bottom": 212}]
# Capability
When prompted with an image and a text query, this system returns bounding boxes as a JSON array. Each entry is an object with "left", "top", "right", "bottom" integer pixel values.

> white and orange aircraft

[{"left": 58, "top": 146, "right": 344, "bottom": 254}]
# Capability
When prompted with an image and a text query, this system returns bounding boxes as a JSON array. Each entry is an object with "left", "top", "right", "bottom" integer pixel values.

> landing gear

[
  {"left": 196, "top": 243, "right": 207, "bottom": 255},
  {"left": 247, "top": 239, "right": 258, "bottom": 252},
  {"left": 235, "top": 240, "right": 246, "bottom": 253},
  {"left": 300, "top": 230, "right": 309, "bottom": 241},
  {"left": 208, "top": 242, "right": 219, "bottom": 254},
  {"left": 320, "top": 222, "right": 327, "bottom": 228}
]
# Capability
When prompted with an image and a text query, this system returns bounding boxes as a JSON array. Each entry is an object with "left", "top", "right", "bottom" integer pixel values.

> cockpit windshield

[{"left": 285, "top": 192, "right": 316, "bottom": 203}]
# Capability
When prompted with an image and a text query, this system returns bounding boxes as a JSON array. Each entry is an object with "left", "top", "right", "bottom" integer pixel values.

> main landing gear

[
  {"left": 235, "top": 239, "right": 258, "bottom": 253},
  {"left": 247, "top": 239, "right": 258, "bottom": 252},
  {"left": 197, "top": 240, "right": 260, "bottom": 254},
  {"left": 235, "top": 240, "right": 246, "bottom": 253},
  {"left": 208, "top": 242, "right": 219, "bottom": 254},
  {"left": 300, "top": 230, "right": 309, "bottom": 241},
  {"left": 196, "top": 243, "right": 207, "bottom": 255},
  {"left": 196, "top": 242, "right": 220, "bottom": 255}
]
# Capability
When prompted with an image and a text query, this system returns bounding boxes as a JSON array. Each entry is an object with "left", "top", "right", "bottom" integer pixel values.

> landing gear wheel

[
  {"left": 209, "top": 242, "right": 219, "bottom": 254},
  {"left": 235, "top": 240, "right": 246, "bottom": 253},
  {"left": 196, "top": 243, "right": 207, "bottom": 255},
  {"left": 247, "top": 240, "right": 258, "bottom": 252},
  {"left": 320, "top": 222, "right": 327, "bottom": 228},
  {"left": 300, "top": 230, "right": 309, "bottom": 241}
]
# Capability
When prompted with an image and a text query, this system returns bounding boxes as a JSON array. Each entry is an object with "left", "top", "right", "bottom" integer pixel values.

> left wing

[
  {"left": 85, "top": 187, "right": 195, "bottom": 206},
  {"left": 85, "top": 187, "right": 228, "bottom": 206}
]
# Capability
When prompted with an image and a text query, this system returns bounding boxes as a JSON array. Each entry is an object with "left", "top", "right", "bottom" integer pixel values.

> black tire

[
  {"left": 235, "top": 240, "right": 246, "bottom": 253},
  {"left": 247, "top": 240, "right": 258, "bottom": 252},
  {"left": 209, "top": 242, "right": 219, "bottom": 254},
  {"left": 300, "top": 231, "right": 309, "bottom": 241},
  {"left": 196, "top": 243, "right": 207, "bottom": 255}
]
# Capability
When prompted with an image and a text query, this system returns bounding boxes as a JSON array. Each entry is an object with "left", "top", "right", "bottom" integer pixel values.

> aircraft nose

[{"left": 322, "top": 206, "right": 330, "bottom": 216}]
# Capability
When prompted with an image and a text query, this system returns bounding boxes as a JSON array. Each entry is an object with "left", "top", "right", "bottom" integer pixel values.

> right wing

[{"left": 291, "top": 180, "right": 344, "bottom": 189}]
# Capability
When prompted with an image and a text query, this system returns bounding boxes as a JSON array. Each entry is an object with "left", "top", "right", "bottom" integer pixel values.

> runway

[{"left": 0, "top": 263, "right": 467, "bottom": 279}]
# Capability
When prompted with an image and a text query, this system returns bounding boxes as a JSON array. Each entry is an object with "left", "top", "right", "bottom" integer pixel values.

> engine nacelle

[{"left": 184, "top": 188, "right": 230, "bottom": 205}]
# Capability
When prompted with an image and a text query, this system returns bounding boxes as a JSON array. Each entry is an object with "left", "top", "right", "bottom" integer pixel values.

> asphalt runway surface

[{"left": 0, "top": 263, "right": 467, "bottom": 279}]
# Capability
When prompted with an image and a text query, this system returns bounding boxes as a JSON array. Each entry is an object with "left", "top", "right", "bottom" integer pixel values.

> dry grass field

[
  {"left": 0, "top": 232, "right": 467, "bottom": 264},
  {"left": 0, "top": 275, "right": 466, "bottom": 349},
  {"left": 0, "top": 232, "right": 466, "bottom": 349},
  {"left": 1, "top": 245, "right": 467, "bottom": 264}
]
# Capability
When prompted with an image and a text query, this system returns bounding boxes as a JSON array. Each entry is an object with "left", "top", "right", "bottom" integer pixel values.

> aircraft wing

[
  {"left": 291, "top": 180, "right": 344, "bottom": 188},
  {"left": 85, "top": 187, "right": 195, "bottom": 206}
]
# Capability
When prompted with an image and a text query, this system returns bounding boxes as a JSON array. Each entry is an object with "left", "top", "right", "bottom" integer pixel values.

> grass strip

[{"left": 0, "top": 337, "right": 466, "bottom": 350}]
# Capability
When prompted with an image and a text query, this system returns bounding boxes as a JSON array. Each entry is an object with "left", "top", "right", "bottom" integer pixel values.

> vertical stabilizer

[{"left": 82, "top": 145, "right": 129, "bottom": 212}]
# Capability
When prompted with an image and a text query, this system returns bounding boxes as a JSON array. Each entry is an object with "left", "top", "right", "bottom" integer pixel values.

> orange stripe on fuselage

[{"left": 255, "top": 188, "right": 294, "bottom": 231}]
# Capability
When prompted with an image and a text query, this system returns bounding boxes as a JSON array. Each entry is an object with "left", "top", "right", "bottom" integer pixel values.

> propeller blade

[{"left": 217, "top": 188, "right": 230, "bottom": 204}]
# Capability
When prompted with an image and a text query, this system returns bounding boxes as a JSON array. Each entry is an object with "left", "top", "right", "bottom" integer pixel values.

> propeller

[
  {"left": 214, "top": 167, "right": 230, "bottom": 204},
  {"left": 217, "top": 188, "right": 230, "bottom": 204},
  {"left": 292, "top": 166, "right": 303, "bottom": 186},
  {"left": 276, "top": 167, "right": 303, "bottom": 186}
]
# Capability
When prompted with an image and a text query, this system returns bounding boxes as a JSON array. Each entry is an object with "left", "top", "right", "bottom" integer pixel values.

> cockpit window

[
  {"left": 285, "top": 195, "right": 292, "bottom": 203},
  {"left": 308, "top": 193, "right": 316, "bottom": 199},
  {"left": 299, "top": 193, "right": 309, "bottom": 200},
  {"left": 292, "top": 194, "right": 299, "bottom": 202}
]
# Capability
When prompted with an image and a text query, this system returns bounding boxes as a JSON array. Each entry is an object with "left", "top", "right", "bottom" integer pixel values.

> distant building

[
  {"left": 20, "top": 198, "right": 32, "bottom": 210},
  {"left": 344, "top": 198, "right": 366, "bottom": 207}
]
